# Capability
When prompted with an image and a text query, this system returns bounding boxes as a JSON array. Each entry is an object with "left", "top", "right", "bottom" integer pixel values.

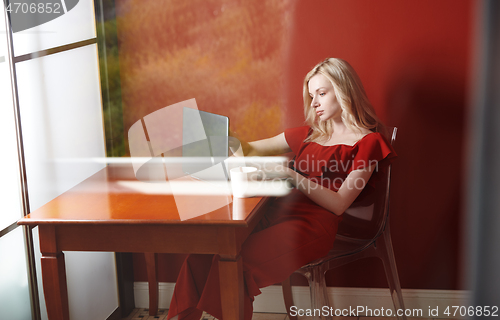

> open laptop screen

[{"left": 182, "top": 108, "right": 229, "bottom": 179}]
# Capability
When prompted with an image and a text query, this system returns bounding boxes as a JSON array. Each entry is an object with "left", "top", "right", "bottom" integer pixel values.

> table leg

[
  {"left": 219, "top": 256, "right": 244, "bottom": 320},
  {"left": 145, "top": 253, "right": 158, "bottom": 316},
  {"left": 39, "top": 226, "right": 70, "bottom": 320}
]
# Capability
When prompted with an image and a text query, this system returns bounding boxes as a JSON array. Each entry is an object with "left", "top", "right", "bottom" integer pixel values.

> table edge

[{"left": 17, "top": 197, "right": 273, "bottom": 227}]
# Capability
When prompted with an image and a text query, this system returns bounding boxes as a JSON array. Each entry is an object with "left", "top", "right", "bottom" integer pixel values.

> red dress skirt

[{"left": 166, "top": 190, "right": 342, "bottom": 320}]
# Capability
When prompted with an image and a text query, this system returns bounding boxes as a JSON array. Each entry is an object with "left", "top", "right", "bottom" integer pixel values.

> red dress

[{"left": 167, "top": 126, "right": 397, "bottom": 320}]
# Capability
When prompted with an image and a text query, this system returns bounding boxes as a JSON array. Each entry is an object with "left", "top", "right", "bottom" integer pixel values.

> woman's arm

[
  {"left": 233, "top": 132, "right": 292, "bottom": 156},
  {"left": 284, "top": 164, "right": 376, "bottom": 216}
]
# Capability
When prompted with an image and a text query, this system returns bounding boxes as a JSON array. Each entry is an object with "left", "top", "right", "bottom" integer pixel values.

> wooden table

[{"left": 17, "top": 164, "right": 271, "bottom": 320}]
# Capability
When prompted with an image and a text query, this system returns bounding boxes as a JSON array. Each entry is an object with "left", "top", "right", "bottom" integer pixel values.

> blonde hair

[{"left": 303, "top": 58, "right": 385, "bottom": 142}]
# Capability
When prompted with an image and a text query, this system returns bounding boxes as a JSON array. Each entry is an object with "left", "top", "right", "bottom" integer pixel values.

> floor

[{"left": 122, "top": 308, "right": 442, "bottom": 320}]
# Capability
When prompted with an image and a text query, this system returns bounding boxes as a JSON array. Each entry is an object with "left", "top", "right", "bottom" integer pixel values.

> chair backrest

[{"left": 335, "top": 127, "right": 397, "bottom": 240}]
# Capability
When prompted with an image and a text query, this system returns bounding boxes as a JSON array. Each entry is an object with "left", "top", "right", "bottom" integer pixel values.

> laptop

[{"left": 182, "top": 107, "right": 230, "bottom": 181}]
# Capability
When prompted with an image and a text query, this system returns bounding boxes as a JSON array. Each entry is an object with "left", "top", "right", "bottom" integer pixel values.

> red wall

[
  {"left": 119, "top": 0, "right": 473, "bottom": 290},
  {"left": 282, "top": 0, "right": 473, "bottom": 290}
]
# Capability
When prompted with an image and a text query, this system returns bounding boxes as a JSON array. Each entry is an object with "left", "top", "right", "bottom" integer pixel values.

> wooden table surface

[{"left": 18, "top": 164, "right": 272, "bottom": 320}]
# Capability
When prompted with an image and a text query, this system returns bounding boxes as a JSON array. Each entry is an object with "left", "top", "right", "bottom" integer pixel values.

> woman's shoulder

[
  {"left": 349, "top": 131, "right": 397, "bottom": 171},
  {"left": 284, "top": 126, "right": 310, "bottom": 136},
  {"left": 355, "top": 131, "right": 391, "bottom": 148},
  {"left": 284, "top": 126, "right": 311, "bottom": 143},
  {"left": 284, "top": 126, "right": 311, "bottom": 155}
]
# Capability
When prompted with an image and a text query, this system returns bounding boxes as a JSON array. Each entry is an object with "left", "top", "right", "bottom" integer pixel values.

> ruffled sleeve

[
  {"left": 349, "top": 132, "right": 397, "bottom": 173},
  {"left": 284, "top": 126, "right": 310, "bottom": 155}
]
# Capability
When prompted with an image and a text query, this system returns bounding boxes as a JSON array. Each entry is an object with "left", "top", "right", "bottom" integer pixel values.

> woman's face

[{"left": 308, "top": 73, "right": 342, "bottom": 122}]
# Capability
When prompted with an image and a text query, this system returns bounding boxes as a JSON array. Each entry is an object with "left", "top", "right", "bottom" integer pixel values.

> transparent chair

[{"left": 281, "top": 127, "right": 406, "bottom": 320}]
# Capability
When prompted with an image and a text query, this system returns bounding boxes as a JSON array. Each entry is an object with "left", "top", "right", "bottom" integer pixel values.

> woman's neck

[{"left": 330, "top": 118, "right": 349, "bottom": 135}]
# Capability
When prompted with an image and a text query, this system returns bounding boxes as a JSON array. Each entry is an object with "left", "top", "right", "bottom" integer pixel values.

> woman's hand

[{"left": 228, "top": 129, "right": 246, "bottom": 157}]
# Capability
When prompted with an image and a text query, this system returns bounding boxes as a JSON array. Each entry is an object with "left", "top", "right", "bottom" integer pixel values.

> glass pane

[
  {"left": 15, "top": 44, "right": 106, "bottom": 211},
  {"left": 12, "top": 0, "right": 96, "bottom": 57},
  {"left": 0, "top": 3, "right": 24, "bottom": 230},
  {"left": 0, "top": 227, "right": 32, "bottom": 320}
]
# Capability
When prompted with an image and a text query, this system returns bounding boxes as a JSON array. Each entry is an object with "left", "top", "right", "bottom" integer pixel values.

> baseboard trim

[{"left": 134, "top": 282, "right": 470, "bottom": 318}]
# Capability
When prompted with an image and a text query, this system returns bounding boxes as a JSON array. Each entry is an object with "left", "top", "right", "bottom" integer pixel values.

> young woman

[{"left": 167, "top": 58, "right": 397, "bottom": 320}]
